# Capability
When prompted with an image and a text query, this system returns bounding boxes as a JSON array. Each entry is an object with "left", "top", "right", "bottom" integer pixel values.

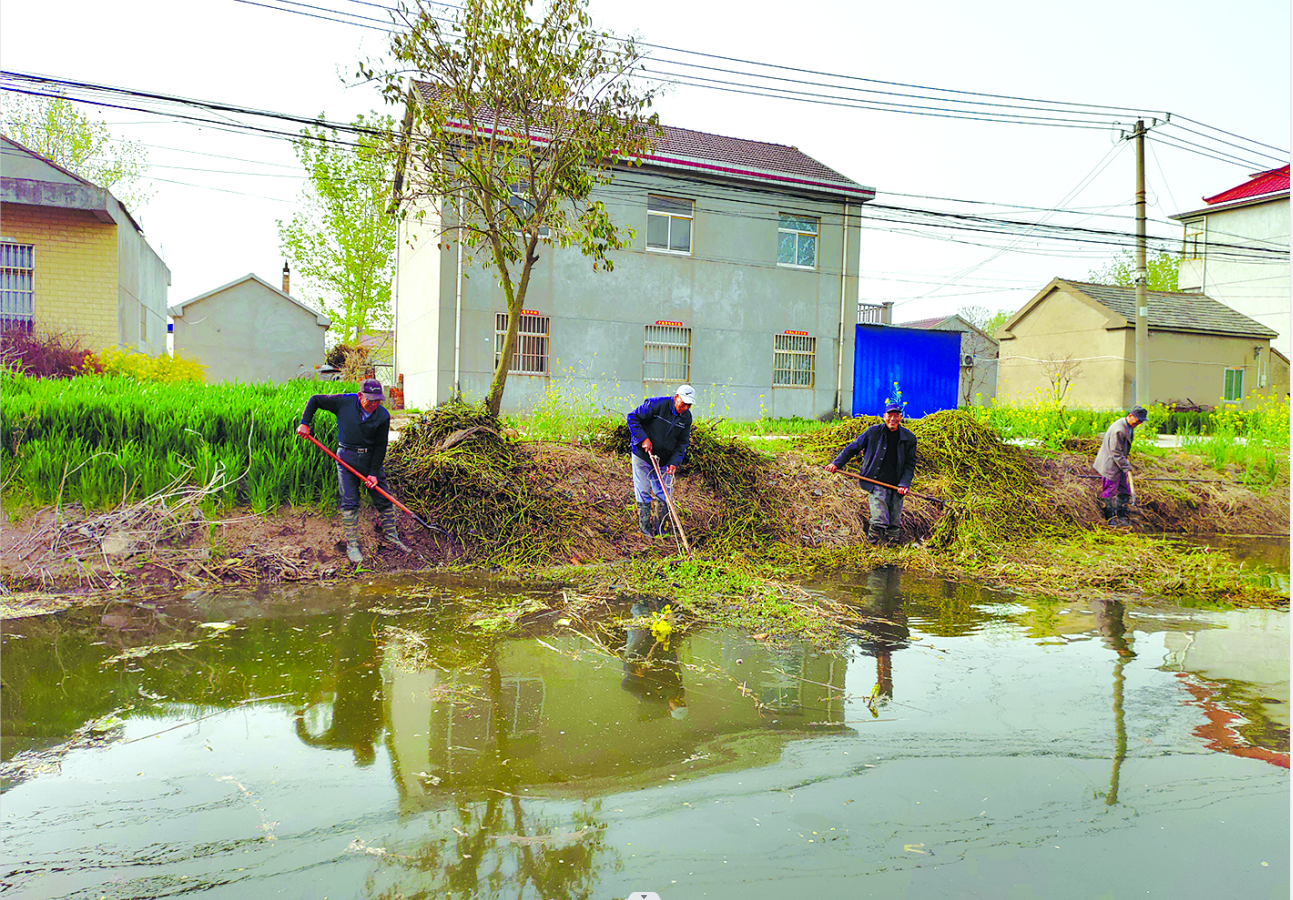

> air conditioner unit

[{"left": 961, "top": 354, "right": 975, "bottom": 367}]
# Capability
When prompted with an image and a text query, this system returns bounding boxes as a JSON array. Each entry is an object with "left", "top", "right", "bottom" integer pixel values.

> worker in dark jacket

[
  {"left": 626, "top": 384, "right": 695, "bottom": 536},
  {"left": 297, "top": 378, "right": 409, "bottom": 563},
  {"left": 1093, "top": 406, "right": 1147, "bottom": 527},
  {"left": 826, "top": 402, "right": 917, "bottom": 544}
]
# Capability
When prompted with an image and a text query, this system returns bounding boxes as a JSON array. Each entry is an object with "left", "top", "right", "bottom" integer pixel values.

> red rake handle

[
  {"left": 834, "top": 469, "right": 946, "bottom": 505},
  {"left": 299, "top": 431, "right": 442, "bottom": 533}
]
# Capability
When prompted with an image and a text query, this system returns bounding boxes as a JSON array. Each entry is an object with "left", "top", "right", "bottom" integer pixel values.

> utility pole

[{"left": 1133, "top": 119, "right": 1149, "bottom": 407}]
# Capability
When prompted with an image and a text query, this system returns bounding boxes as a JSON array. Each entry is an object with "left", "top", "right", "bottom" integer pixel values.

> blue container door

[{"left": 851, "top": 325, "right": 960, "bottom": 418}]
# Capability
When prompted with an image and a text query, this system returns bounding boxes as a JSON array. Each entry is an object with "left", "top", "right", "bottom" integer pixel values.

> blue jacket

[
  {"left": 831, "top": 423, "right": 917, "bottom": 492},
  {"left": 627, "top": 396, "right": 692, "bottom": 467},
  {"left": 301, "top": 393, "right": 391, "bottom": 473}
]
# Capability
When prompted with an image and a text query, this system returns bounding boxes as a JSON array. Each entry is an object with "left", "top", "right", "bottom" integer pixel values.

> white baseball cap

[{"left": 675, "top": 384, "right": 696, "bottom": 404}]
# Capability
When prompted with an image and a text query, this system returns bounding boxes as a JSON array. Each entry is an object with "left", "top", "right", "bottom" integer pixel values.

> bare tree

[{"left": 1039, "top": 354, "right": 1083, "bottom": 405}]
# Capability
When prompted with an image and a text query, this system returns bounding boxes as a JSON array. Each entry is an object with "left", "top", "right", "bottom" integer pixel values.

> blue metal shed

[{"left": 851, "top": 324, "right": 960, "bottom": 418}]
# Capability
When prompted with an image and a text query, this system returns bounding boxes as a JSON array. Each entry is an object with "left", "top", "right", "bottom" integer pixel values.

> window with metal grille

[
  {"left": 646, "top": 194, "right": 693, "bottom": 253},
  {"left": 644, "top": 324, "right": 691, "bottom": 382},
  {"left": 777, "top": 215, "right": 818, "bottom": 268},
  {"left": 1223, "top": 367, "right": 1244, "bottom": 402},
  {"left": 1, "top": 242, "right": 34, "bottom": 330},
  {"left": 495, "top": 312, "right": 550, "bottom": 375},
  {"left": 773, "top": 334, "right": 816, "bottom": 387}
]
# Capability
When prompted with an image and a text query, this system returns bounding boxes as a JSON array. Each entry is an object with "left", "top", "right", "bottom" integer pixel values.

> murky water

[{"left": 2, "top": 561, "right": 1288, "bottom": 899}]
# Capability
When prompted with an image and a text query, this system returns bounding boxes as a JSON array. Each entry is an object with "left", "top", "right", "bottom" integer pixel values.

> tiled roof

[
  {"left": 1061, "top": 279, "right": 1277, "bottom": 339},
  {"left": 895, "top": 316, "right": 951, "bottom": 330},
  {"left": 410, "top": 80, "right": 872, "bottom": 200},
  {"left": 1203, "top": 165, "right": 1289, "bottom": 206}
]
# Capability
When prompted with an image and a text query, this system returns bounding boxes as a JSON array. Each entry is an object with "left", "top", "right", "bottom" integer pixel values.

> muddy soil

[{"left": 1, "top": 444, "right": 1286, "bottom": 619}]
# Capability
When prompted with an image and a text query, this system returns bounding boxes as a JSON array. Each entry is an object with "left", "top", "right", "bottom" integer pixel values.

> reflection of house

[
  {"left": 380, "top": 630, "right": 848, "bottom": 807},
  {"left": 997, "top": 278, "right": 1287, "bottom": 408},
  {"left": 393, "top": 84, "right": 876, "bottom": 419},
  {"left": 895, "top": 314, "right": 998, "bottom": 405},
  {"left": 1169, "top": 165, "right": 1290, "bottom": 356},
  {"left": 168, "top": 273, "right": 330, "bottom": 383},
  {"left": 0, "top": 135, "right": 170, "bottom": 352}
]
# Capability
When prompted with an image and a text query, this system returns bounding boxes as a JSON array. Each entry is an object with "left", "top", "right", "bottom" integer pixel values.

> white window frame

[
  {"left": 507, "top": 183, "right": 549, "bottom": 238},
  {"left": 1184, "top": 218, "right": 1205, "bottom": 260},
  {"left": 495, "top": 311, "right": 550, "bottom": 376},
  {"left": 1, "top": 241, "right": 35, "bottom": 330},
  {"left": 1222, "top": 366, "right": 1244, "bottom": 402},
  {"left": 773, "top": 333, "right": 816, "bottom": 387},
  {"left": 777, "top": 214, "right": 819, "bottom": 269},
  {"left": 644, "top": 324, "right": 691, "bottom": 382},
  {"left": 646, "top": 194, "right": 694, "bottom": 255}
]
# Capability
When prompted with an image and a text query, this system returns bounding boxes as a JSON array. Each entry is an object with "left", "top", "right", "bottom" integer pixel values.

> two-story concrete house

[
  {"left": 0, "top": 135, "right": 169, "bottom": 353},
  {"left": 392, "top": 87, "right": 874, "bottom": 419},
  {"left": 1169, "top": 165, "right": 1290, "bottom": 356}
]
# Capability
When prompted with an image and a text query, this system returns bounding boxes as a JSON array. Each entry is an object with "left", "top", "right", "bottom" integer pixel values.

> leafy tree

[
  {"left": 365, "top": 0, "right": 660, "bottom": 415},
  {"left": 277, "top": 113, "right": 397, "bottom": 345},
  {"left": 0, "top": 92, "right": 151, "bottom": 209},
  {"left": 958, "top": 304, "right": 1013, "bottom": 336},
  {"left": 1087, "top": 249, "right": 1181, "bottom": 292}
]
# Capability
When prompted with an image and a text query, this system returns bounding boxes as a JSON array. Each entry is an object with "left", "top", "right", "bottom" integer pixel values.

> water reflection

[
  {"left": 1091, "top": 599, "right": 1135, "bottom": 805},
  {"left": 296, "top": 611, "right": 384, "bottom": 766}
]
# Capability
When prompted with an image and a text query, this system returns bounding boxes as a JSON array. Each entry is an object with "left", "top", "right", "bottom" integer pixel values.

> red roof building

[{"left": 1202, "top": 165, "right": 1289, "bottom": 206}]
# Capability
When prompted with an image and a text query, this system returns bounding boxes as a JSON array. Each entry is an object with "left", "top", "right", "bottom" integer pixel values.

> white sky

[{"left": 2, "top": 0, "right": 1288, "bottom": 324}]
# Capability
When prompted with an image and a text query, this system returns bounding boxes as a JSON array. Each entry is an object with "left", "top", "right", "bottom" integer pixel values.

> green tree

[
  {"left": 365, "top": 0, "right": 660, "bottom": 415},
  {"left": 1087, "top": 249, "right": 1181, "bottom": 292},
  {"left": 277, "top": 113, "right": 397, "bottom": 345},
  {"left": 0, "top": 92, "right": 151, "bottom": 210},
  {"left": 958, "top": 304, "right": 1013, "bottom": 336}
]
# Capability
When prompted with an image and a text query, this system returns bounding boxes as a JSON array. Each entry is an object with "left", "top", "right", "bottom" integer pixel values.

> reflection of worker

[
  {"left": 621, "top": 599, "right": 687, "bottom": 720},
  {"left": 1093, "top": 407, "right": 1147, "bottom": 528},
  {"left": 852, "top": 566, "right": 911, "bottom": 701},
  {"left": 1091, "top": 598, "right": 1135, "bottom": 658},
  {"left": 826, "top": 403, "right": 917, "bottom": 544},
  {"left": 295, "top": 612, "right": 383, "bottom": 765}
]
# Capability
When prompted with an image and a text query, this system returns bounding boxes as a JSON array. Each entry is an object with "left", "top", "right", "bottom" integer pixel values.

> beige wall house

[
  {"left": 1170, "top": 165, "right": 1289, "bottom": 357},
  {"left": 169, "top": 273, "right": 330, "bottom": 383},
  {"left": 0, "top": 135, "right": 170, "bottom": 354},
  {"left": 997, "top": 278, "right": 1286, "bottom": 409}
]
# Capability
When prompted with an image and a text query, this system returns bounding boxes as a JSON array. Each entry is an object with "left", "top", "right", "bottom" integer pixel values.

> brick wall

[{"left": 1, "top": 203, "right": 119, "bottom": 351}]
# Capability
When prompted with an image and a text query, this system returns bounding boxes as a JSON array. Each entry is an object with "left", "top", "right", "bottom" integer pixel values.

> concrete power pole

[{"left": 1133, "top": 119, "right": 1149, "bottom": 406}]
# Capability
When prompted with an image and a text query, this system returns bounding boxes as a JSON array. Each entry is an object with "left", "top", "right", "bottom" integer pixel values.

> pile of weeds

[
  {"left": 387, "top": 401, "right": 577, "bottom": 564},
  {"left": 592, "top": 418, "right": 781, "bottom": 549},
  {"left": 795, "top": 410, "right": 1078, "bottom": 558}
]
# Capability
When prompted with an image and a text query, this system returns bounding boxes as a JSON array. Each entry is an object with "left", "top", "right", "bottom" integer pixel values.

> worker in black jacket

[
  {"left": 626, "top": 384, "right": 695, "bottom": 536},
  {"left": 826, "top": 402, "right": 917, "bottom": 544},
  {"left": 297, "top": 378, "right": 409, "bottom": 562}
]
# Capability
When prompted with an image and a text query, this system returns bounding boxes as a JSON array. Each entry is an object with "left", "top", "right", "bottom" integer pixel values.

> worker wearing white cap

[{"left": 626, "top": 384, "right": 695, "bottom": 536}]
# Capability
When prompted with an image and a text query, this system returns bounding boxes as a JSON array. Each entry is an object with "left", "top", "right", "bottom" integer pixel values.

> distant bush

[
  {"left": 97, "top": 347, "right": 206, "bottom": 383},
  {"left": 0, "top": 328, "right": 101, "bottom": 378}
]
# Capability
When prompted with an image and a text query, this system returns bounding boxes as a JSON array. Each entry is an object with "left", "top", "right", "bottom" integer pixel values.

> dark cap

[
  {"left": 360, "top": 378, "right": 385, "bottom": 401},
  {"left": 1129, "top": 406, "right": 1148, "bottom": 422},
  {"left": 884, "top": 402, "right": 903, "bottom": 414}
]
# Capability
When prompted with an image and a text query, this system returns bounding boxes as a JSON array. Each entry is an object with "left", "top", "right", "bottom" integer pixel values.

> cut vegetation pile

[{"left": 796, "top": 410, "right": 1077, "bottom": 558}]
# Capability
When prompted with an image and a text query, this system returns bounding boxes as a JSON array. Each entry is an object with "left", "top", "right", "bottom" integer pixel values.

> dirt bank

[{"left": 2, "top": 425, "right": 1286, "bottom": 621}]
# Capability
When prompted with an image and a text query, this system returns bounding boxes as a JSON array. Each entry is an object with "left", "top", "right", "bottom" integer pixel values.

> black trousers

[{"left": 336, "top": 447, "right": 392, "bottom": 513}]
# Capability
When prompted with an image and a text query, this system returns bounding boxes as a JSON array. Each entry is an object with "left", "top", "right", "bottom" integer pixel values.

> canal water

[{"left": 2, "top": 564, "right": 1288, "bottom": 899}]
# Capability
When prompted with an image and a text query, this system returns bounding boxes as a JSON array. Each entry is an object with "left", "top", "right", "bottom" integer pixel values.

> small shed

[
  {"left": 997, "top": 278, "right": 1284, "bottom": 409},
  {"left": 169, "top": 274, "right": 330, "bottom": 383}
]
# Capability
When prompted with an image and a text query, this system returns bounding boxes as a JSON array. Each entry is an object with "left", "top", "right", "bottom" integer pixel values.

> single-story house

[
  {"left": 895, "top": 313, "right": 998, "bottom": 405},
  {"left": 169, "top": 273, "right": 330, "bottom": 383},
  {"left": 0, "top": 135, "right": 170, "bottom": 353},
  {"left": 1170, "top": 165, "right": 1290, "bottom": 356},
  {"left": 392, "top": 81, "right": 876, "bottom": 419},
  {"left": 996, "top": 278, "right": 1287, "bottom": 409}
]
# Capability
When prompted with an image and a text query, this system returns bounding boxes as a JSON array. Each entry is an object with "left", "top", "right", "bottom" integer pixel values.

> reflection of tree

[
  {"left": 902, "top": 577, "right": 994, "bottom": 638},
  {"left": 296, "top": 612, "right": 383, "bottom": 766},
  {"left": 368, "top": 639, "right": 616, "bottom": 900}
]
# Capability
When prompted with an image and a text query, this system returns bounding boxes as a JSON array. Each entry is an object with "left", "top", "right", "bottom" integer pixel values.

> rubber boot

[
  {"left": 865, "top": 523, "right": 883, "bottom": 545},
  {"left": 379, "top": 508, "right": 411, "bottom": 552},
  {"left": 636, "top": 502, "right": 654, "bottom": 537},
  {"left": 1099, "top": 497, "right": 1114, "bottom": 521},
  {"left": 341, "top": 509, "right": 363, "bottom": 563},
  {"left": 885, "top": 525, "right": 903, "bottom": 545},
  {"left": 1109, "top": 497, "right": 1132, "bottom": 528},
  {"left": 653, "top": 506, "right": 671, "bottom": 537}
]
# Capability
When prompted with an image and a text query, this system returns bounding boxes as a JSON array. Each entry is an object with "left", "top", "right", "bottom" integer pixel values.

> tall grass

[{"left": 1, "top": 370, "right": 359, "bottom": 511}]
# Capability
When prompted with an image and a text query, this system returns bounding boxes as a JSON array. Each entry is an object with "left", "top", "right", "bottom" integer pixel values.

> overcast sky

[{"left": 2, "top": 0, "right": 1288, "bottom": 325}]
